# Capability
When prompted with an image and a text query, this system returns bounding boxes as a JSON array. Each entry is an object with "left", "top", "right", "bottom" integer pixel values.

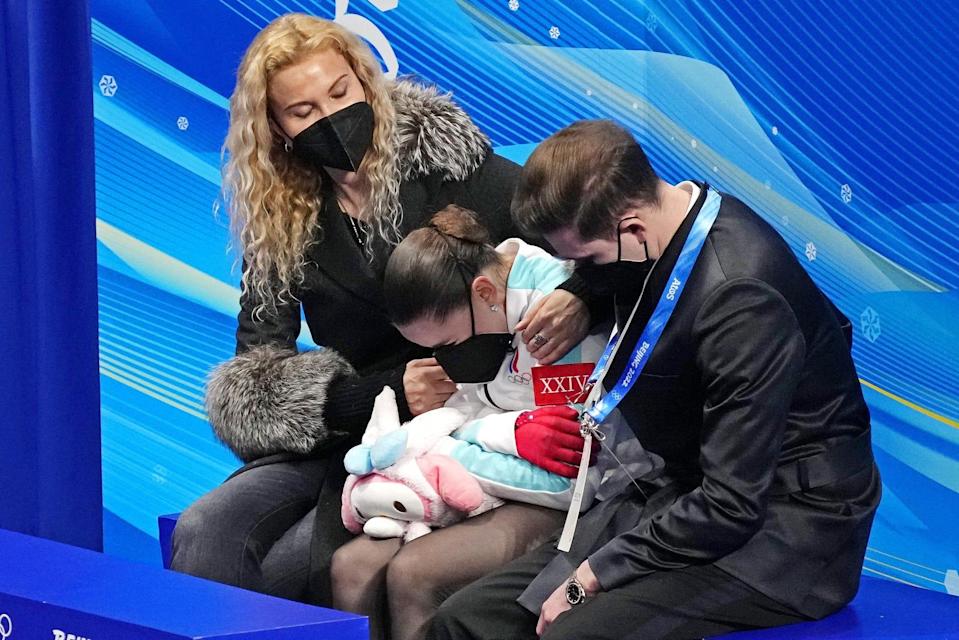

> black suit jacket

[{"left": 587, "top": 184, "right": 880, "bottom": 617}]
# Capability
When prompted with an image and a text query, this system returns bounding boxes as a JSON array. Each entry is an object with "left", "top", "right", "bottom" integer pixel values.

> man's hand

[
  {"left": 517, "top": 290, "right": 590, "bottom": 365},
  {"left": 537, "top": 561, "right": 602, "bottom": 636},
  {"left": 403, "top": 358, "right": 457, "bottom": 415}
]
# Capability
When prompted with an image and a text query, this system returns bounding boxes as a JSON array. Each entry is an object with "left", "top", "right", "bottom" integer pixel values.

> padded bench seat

[
  {"left": 158, "top": 514, "right": 959, "bottom": 638},
  {"left": 0, "top": 528, "right": 366, "bottom": 639},
  {"left": 717, "top": 575, "right": 959, "bottom": 639}
]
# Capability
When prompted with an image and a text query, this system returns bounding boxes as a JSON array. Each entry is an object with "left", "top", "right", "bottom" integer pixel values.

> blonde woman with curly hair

[{"left": 171, "top": 13, "right": 595, "bottom": 637}]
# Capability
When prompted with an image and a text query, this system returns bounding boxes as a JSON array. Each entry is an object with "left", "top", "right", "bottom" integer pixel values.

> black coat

[
  {"left": 206, "top": 80, "right": 594, "bottom": 465},
  {"left": 233, "top": 152, "right": 536, "bottom": 431},
  {"left": 531, "top": 184, "right": 880, "bottom": 618}
]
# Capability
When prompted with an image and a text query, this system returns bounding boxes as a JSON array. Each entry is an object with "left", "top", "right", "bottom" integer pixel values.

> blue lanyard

[{"left": 582, "top": 188, "right": 722, "bottom": 429}]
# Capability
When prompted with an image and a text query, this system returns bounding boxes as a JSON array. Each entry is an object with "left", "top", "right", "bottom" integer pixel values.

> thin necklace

[
  {"left": 345, "top": 212, "right": 367, "bottom": 247},
  {"left": 336, "top": 193, "right": 367, "bottom": 247}
]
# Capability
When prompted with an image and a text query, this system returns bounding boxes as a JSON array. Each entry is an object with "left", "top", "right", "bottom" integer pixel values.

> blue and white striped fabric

[{"left": 435, "top": 239, "right": 638, "bottom": 511}]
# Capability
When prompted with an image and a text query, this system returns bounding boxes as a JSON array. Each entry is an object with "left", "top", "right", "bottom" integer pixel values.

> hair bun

[{"left": 429, "top": 205, "right": 490, "bottom": 245}]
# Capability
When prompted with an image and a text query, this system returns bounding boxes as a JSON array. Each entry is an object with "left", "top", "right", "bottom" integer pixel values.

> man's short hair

[{"left": 511, "top": 120, "right": 660, "bottom": 241}]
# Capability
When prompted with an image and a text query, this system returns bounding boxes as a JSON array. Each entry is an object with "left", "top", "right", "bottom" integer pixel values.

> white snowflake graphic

[
  {"left": 860, "top": 307, "right": 881, "bottom": 343},
  {"left": 781, "top": 215, "right": 790, "bottom": 226},
  {"left": 690, "top": 138, "right": 698, "bottom": 149},
  {"left": 549, "top": 25, "right": 560, "bottom": 39},
  {"left": 771, "top": 125, "right": 779, "bottom": 136},
  {"left": 631, "top": 102, "right": 639, "bottom": 109},
  {"left": 508, "top": 0, "right": 519, "bottom": 10},
  {"left": 152, "top": 463, "right": 168, "bottom": 485},
  {"left": 177, "top": 116, "right": 190, "bottom": 131},
  {"left": 712, "top": 165, "right": 719, "bottom": 172},
  {"left": 645, "top": 12, "right": 659, "bottom": 33},
  {"left": 805, "top": 241, "right": 817, "bottom": 261},
  {"left": 841, "top": 183, "right": 853, "bottom": 204},
  {"left": 585, "top": 88, "right": 593, "bottom": 96},
  {"left": 99, "top": 74, "right": 118, "bottom": 97}
]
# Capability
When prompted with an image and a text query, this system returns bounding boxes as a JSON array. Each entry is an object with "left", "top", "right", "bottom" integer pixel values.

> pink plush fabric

[{"left": 417, "top": 454, "right": 485, "bottom": 513}]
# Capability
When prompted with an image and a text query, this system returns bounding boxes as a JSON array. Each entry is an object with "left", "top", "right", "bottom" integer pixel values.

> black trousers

[
  {"left": 428, "top": 541, "right": 809, "bottom": 640},
  {"left": 170, "top": 452, "right": 352, "bottom": 605}
]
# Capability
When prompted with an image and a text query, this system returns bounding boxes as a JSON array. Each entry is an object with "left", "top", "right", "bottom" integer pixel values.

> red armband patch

[{"left": 531, "top": 363, "right": 595, "bottom": 406}]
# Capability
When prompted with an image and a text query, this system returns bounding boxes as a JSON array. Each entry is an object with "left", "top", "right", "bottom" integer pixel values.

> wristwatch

[{"left": 565, "top": 575, "right": 587, "bottom": 606}]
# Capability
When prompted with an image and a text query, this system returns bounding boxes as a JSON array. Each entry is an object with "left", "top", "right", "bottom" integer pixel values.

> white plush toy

[{"left": 341, "top": 387, "right": 502, "bottom": 543}]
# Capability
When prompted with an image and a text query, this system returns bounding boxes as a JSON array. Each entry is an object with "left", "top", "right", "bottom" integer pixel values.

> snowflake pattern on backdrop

[
  {"left": 645, "top": 13, "right": 659, "bottom": 33},
  {"left": 549, "top": 25, "right": 560, "bottom": 39},
  {"left": 860, "top": 307, "right": 881, "bottom": 343},
  {"left": 176, "top": 116, "right": 189, "bottom": 131},
  {"left": 805, "top": 242, "right": 817, "bottom": 261},
  {"left": 99, "top": 75, "right": 118, "bottom": 97},
  {"left": 508, "top": 0, "right": 519, "bottom": 11},
  {"left": 152, "top": 464, "right": 168, "bottom": 485},
  {"left": 841, "top": 183, "right": 853, "bottom": 204}
]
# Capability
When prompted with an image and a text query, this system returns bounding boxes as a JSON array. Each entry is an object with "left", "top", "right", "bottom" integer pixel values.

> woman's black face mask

[
  {"left": 576, "top": 217, "right": 653, "bottom": 298},
  {"left": 291, "top": 101, "right": 374, "bottom": 172},
  {"left": 433, "top": 267, "right": 513, "bottom": 384}
]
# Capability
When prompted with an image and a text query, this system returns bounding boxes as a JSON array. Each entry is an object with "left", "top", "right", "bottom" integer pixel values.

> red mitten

[{"left": 515, "top": 406, "right": 598, "bottom": 479}]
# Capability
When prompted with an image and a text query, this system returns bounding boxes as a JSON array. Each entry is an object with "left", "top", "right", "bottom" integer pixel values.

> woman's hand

[
  {"left": 516, "top": 290, "right": 590, "bottom": 365},
  {"left": 536, "top": 561, "right": 602, "bottom": 636},
  {"left": 403, "top": 358, "right": 457, "bottom": 416}
]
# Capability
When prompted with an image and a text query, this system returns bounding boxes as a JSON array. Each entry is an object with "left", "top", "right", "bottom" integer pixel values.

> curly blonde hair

[{"left": 222, "top": 13, "right": 401, "bottom": 320}]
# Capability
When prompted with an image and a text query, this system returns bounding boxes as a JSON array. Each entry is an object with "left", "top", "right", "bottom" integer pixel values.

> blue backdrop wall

[
  {"left": 1, "top": 0, "right": 102, "bottom": 551},
  {"left": 89, "top": 0, "right": 959, "bottom": 594}
]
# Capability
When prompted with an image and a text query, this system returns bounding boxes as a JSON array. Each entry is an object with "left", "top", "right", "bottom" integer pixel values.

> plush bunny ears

[
  {"left": 363, "top": 387, "right": 401, "bottom": 444},
  {"left": 345, "top": 387, "right": 408, "bottom": 475},
  {"left": 344, "top": 387, "right": 469, "bottom": 475}
]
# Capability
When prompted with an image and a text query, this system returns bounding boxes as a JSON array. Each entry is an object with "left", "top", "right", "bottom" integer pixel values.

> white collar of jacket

[
  {"left": 496, "top": 238, "right": 575, "bottom": 334},
  {"left": 389, "top": 79, "right": 491, "bottom": 182}
]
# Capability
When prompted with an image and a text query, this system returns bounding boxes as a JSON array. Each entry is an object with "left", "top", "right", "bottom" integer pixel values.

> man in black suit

[{"left": 428, "top": 120, "right": 880, "bottom": 640}]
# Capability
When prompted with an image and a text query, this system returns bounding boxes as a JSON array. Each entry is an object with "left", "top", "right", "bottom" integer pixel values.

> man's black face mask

[
  {"left": 576, "top": 217, "right": 653, "bottom": 298},
  {"left": 291, "top": 101, "right": 374, "bottom": 173}
]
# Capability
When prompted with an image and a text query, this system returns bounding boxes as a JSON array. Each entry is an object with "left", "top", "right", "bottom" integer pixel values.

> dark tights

[{"left": 331, "top": 503, "right": 564, "bottom": 640}]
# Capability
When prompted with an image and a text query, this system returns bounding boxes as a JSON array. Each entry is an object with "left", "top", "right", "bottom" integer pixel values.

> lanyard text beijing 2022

[{"left": 557, "top": 188, "right": 722, "bottom": 552}]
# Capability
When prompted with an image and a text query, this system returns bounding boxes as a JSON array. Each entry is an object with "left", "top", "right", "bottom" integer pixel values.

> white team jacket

[{"left": 430, "top": 238, "right": 643, "bottom": 512}]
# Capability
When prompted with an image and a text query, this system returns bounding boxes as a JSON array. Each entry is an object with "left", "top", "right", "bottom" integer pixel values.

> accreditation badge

[{"left": 531, "top": 363, "right": 595, "bottom": 406}]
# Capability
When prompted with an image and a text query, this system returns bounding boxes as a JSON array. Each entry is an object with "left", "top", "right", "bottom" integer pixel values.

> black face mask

[
  {"left": 435, "top": 332, "right": 514, "bottom": 384},
  {"left": 577, "top": 259, "right": 653, "bottom": 298},
  {"left": 291, "top": 101, "right": 374, "bottom": 172},
  {"left": 577, "top": 218, "right": 653, "bottom": 298},
  {"left": 433, "top": 265, "right": 514, "bottom": 384}
]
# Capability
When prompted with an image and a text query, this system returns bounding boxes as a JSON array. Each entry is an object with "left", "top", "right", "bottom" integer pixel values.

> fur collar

[{"left": 389, "top": 79, "right": 491, "bottom": 182}]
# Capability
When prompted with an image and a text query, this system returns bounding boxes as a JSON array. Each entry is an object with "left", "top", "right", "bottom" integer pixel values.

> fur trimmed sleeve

[{"left": 205, "top": 345, "right": 356, "bottom": 462}]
